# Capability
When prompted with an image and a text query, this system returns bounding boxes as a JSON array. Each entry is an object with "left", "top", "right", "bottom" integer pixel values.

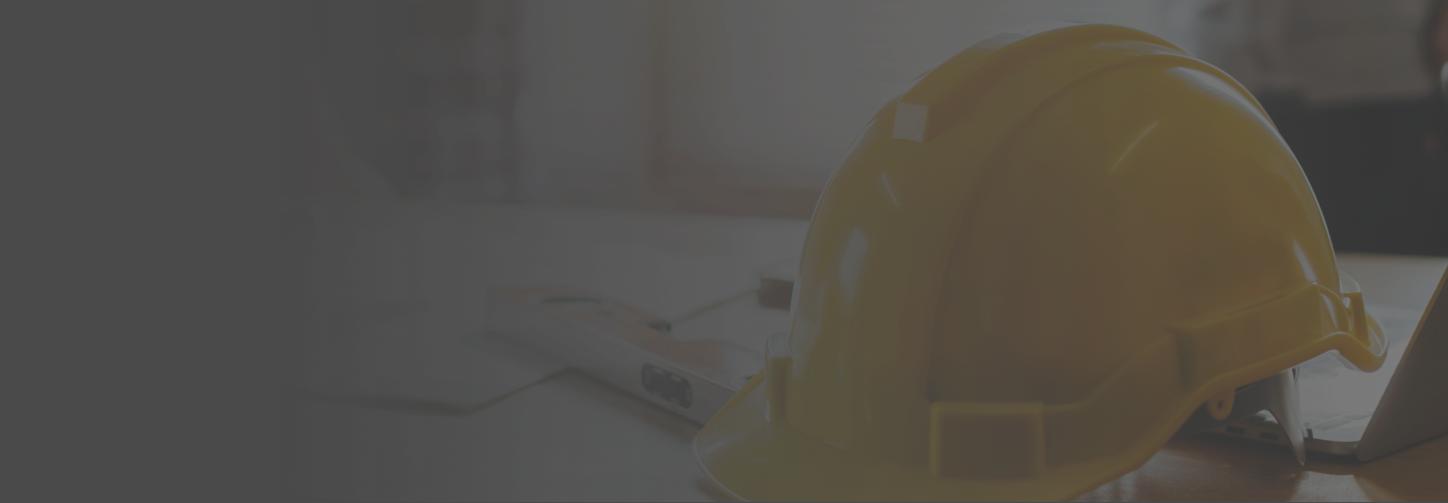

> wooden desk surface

[
  {"left": 300, "top": 202, "right": 1448, "bottom": 501},
  {"left": 1080, "top": 430, "right": 1448, "bottom": 501}
]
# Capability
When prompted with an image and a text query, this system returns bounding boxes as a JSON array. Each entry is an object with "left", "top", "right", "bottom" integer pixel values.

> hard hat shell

[{"left": 694, "top": 24, "right": 1387, "bottom": 501}]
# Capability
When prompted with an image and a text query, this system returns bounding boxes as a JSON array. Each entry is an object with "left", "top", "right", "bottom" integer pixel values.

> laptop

[{"left": 485, "top": 263, "right": 1448, "bottom": 463}]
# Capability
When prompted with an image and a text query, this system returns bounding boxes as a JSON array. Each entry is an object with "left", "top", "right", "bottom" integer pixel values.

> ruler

[{"left": 484, "top": 287, "right": 759, "bottom": 425}]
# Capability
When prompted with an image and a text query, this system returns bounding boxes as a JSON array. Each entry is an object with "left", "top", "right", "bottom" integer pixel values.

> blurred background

[
  {"left": 295, "top": 0, "right": 1446, "bottom": 252},
  {"left": 283, "top": 2, "right": 1448, "bottom": 499}
]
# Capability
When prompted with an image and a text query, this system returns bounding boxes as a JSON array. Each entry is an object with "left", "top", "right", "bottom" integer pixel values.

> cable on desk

[{"left": 665, "top": 287, "right": 759, "bottom": 326}]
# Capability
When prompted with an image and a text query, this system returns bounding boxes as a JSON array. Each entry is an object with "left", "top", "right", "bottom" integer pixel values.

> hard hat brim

[
  {"left": 694, "top": 373, "right": 1115, "bottom": 501},
  {"left": 695, "top": 311, "right": 1386, "bottom": 501}
]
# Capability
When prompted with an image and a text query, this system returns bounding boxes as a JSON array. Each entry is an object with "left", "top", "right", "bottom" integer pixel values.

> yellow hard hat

[{"left": 694, "top": 24, "right": 1388, "bottom": 501}]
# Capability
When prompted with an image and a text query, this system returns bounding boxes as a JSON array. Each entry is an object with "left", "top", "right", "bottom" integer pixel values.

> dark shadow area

[
  {"left": 1261, "top": 0, "right": 1447, "bottom": 256},
  {"left": 1264, "top": 94, "right": 1448, "bottom": 256}
]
